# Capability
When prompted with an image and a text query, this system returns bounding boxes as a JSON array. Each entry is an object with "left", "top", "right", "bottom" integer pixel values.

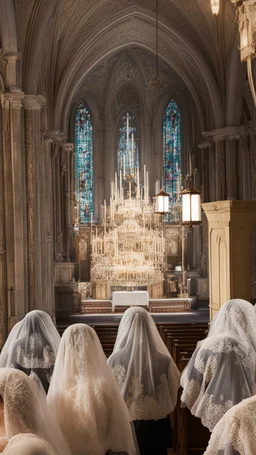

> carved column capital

[
  {"left": 62, "top": 142, "right": 74, "bottom": 153},
  {"left": 203, "top": 125, "right": 246, "bottom": 141},
  {"left": 1, "top": 88, "right": 24, "bottom": 110},
  {"left": 22, "top": 94, "right": 47, "bottom": 111},
  {"left": 41, "top": 129, "right": 66, "bottom": 143}
]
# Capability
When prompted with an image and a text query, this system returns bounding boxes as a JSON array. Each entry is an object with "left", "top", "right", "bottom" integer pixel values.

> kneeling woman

[
  {"left": 180, "top": 299, "right": 256, "bottom": 432},
  {"left": 48, "top": 324, "right": 138, "bottom": 455},
  {"left": 108, "top": 307, "right": 181, "bottom": 455}
]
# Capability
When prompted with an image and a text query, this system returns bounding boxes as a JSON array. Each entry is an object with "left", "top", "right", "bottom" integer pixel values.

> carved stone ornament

[
  {"left": 22, "top": 94, "right": 47, "bottom": 111},
  {"left": 0, "top": 242, "right": 5, "bottom": 254},
  {"left": 41, "top": 130, "right": 66, "bottom": 143},
  {"left": 62, "top": 142, "right": 74, "bottom": 153},
  {"left": 0, "top": 90, "right": 24, "bottom": 110}
]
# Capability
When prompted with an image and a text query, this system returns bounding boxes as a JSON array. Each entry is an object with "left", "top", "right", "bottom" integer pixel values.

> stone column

[
  {"left": 1, "top": 89, "right": 26, "bottom": 331},
  {"left": 22, "top": 95, "right": 47, "bottom": 310},
  {"left": 238, "top": 133, "right": 250, "bottom": 200},
  {"left": 215, "top": 138, "right": 226, "bottom": 201},
  {"left": 226, "top": 138, "right": 238, "bottom": 200},
  {"left": 250, "top": 133, "right": 256, "bottom": 200},
  {"left": 41, "top": 132, "right": 56, "bottom": 317},
  {"left": 45, "top": 131, "right": 65, "bottom": 262},
  {"left": 62, "top": 143, "right": 74, "bottom": 261}
]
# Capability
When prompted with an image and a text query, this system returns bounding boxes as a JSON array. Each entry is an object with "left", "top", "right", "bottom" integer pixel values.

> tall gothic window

[
  {"left": 117, "top": 112, "right": 139, "bottom": 179},
  {"left": 75, "top": 103, "right": 93, "bottom": 224},
  {"left": 163, "top": 99, "right": 182, "bottom": 222}
]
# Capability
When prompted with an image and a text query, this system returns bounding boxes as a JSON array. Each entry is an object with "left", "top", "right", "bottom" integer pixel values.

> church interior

[{"left": 0, "top": 0, "right": 256, "bottom": 454}]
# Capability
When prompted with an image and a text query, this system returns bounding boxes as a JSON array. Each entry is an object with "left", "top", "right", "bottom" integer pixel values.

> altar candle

[
  {"left": 129, "top": 181, "right": 132, "bottom": 199},
  {"left": 146, "top": 171, "right": 149, "bottom": 200},
  {"left": 120, "top": 169, "right": 122, "bottom": 193},
  {"left": 104, "top": 200, "right": 107, "bottom": 220},
  {"left": 131, "top": 133, "right": 134, "bottom": 168},
  {"left": 123, "top": 156, "right": 125, "bottom": 179},
  {"left": 144, "top": 165, "right": 146, "bottom": 197},
  {"left": 115, "top": 172, "right": 117, "bottom": 198}
]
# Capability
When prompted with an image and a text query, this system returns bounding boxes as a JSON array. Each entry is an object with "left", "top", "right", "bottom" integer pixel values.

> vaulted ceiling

[{"left": 1, "top": 0, "right": 245, "bottom": 133}]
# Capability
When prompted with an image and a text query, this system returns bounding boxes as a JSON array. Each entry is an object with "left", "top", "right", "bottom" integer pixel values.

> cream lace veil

[
  {"left": 204, "top": 394, "right": 256, "bottom": 455},
  {"left": 47, "top": 323, "right": 138, "bottom": 455},
  {"left": 0, "top": 368, "right": 71, "bottom": 455},
  {"left": 180, "top": 299, "right": 256, "bottom": 432},
  {"left": 3, "top": 434, "right": 58, "bottom": 455},
  {"left": 107, "top": 307, "right": 180, "bottom": 421},
  {"left": 0, "top": 310, "right": 60, "bottom": 391}
]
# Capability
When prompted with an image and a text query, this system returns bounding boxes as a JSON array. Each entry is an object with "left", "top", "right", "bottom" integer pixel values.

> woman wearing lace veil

[
  {"left": 47, "top": 323, "right": 138, "bottom": 455},
  {"left": 3, "top": 434, "right": 58, "bottom": 455},
  {"left": 180, "top": 298, "right": 256, "bottom": 432},
  {"left": 0, "top": 368, "right": 71, "bottom": 455},
  {"left": 0, "top": 310, "right": 60, "bottom": 392},
  {"left": 107, "top": 306, "right": 181, "bottom": 455},
  {"left": 204, "top": 394, "right": 256, "bottom": 455}
]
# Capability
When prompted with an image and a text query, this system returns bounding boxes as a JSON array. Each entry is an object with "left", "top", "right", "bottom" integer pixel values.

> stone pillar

[
  {"left": 215, "top": 139, "right": 226, "bottom": 201},
  {"left": 41, "top": 132, "right": 56, "bottom": 317},
  {"left": 22, "top": 95, "right": 47, "bottom": 310},
  {"left": 250, "top": 133, "right": 256, "bottom": 200},
  {"left": 226, "top": 138, "right": 238, "bottom": 200},
  {"left": 62, "top": 143, "right": 74, "bottom": 261},
  {"left": 238, "top": 133, "right": 250, "bottom": 200},
  {"left": 46, "top": 131, "right": 65, "bottom": 262},
  {"left": 203, "top": 200, "right": 256, "bottom": 320},
  {"left": 5, "top": 54, "right": 20, "bottom": 89},
  {"left": 1, "top": 89, "right": 26, "bottom": 331}
]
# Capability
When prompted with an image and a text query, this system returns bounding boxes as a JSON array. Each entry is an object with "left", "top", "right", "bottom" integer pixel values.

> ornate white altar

[{"left": 90, "top": 165, "right": 168, "bottom": 298}]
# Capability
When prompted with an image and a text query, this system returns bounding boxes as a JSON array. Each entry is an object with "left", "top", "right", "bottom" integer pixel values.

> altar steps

[{"left": 80, "top": 299, "right": 193, "bottom": 314}]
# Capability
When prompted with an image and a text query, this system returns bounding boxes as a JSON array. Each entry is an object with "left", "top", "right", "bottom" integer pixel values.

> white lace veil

[
  {"left": 107, "top": 307, "right": 180, "bottom": 421},
  {"left": 47, "top": 323, "right": 138, "bottom": 455},
  {"left": 180, "top": 299, "right": 256, "bottom": 432},
  {"left": 0, "top": 368, "right": 71, "bottom": 455},
  {"left": 0, "top": 310, "right": 60, "bottom": 392},
  {"left": 204, "top": 395, "right": 256, "bottom": 455},
  {"left": 3, "top": 434, "right": 58, "bottom": 455}
]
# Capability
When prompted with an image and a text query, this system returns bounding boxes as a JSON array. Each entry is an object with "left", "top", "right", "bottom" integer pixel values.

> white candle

[
  {"left": 146, "top": 171, "right": 149, "bottom": 200},
  {"left": 120, "top": 169, "right": 122, "bottom": 194},
  {"left": 131, "top": 133, "right": 134, "bottom": 168},
  {"left": 123, "top": 156, "right": 125, "bottom": 179},
  {"left": 115, "top": 172, "right": 117, "bottom": 198},
  {"left": 129, "top": 181, "right": 132, "bottom": 200},
  {"left": 104, "top": 200, "right": 107, "bottom": 220}
]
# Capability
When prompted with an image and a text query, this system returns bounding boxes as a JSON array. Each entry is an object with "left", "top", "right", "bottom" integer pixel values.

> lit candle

[
  {"left": 123, "top": 156, "right": 125, "bottom": 179},
  {"left": 104, "top": 199, "right": 107, "bottom": 220}
]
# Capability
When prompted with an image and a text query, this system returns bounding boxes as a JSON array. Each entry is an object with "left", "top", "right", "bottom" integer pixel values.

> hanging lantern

[
  {"left": 155, "top": 188, "right": 169, "bottom": 214},
  {"left": 180, "top": 187, "right": 202, "bottom": 227},
  {"left": 211, "top": 0, "right": 220, "bottom": 14}
]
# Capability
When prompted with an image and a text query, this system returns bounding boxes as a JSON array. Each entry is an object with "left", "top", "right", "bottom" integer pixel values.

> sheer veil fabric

[
  {"left": 3, "top": 434, "right": 58, "bottom": 455},
  {"left": 107, "top": 307, "right": 181, "bottom": 421},
  {"left": 0, "top": 310, "right": 60, "bottom": 392},
  {"left": 47, "top": 323, "right": 138, "bottom": 455},
  {"left": 0, "top": 368, "right": 71, "bottom": 455},
  {"left": 204, "top": 395, "right": 256, "bottom": 455},
  {"left": 180, "top": 299, "right": 256, "bottom": 432}
]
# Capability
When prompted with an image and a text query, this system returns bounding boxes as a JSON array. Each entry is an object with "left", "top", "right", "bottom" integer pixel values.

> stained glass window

[
  {"left": 75, "top": 103, "right": 93, "bottom": 224},
  {"left": 117, "top": 112, "right": 139, "bottom": 180},
  {"left": 163, "top": 99, "right": 182, "bottom": 222}
]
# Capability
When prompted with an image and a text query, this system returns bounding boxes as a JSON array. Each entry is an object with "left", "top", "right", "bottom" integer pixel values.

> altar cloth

[{"left": 112, "top": 291, "right": 149, "bottom": 311}]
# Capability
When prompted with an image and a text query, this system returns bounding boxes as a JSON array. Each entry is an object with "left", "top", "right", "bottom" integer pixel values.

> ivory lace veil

[
  {"left": 3, "top": 434, "right": 58, "bottom": 455},
  {"left": 204, "top": 394, "right": 256, "bottom": 455},
  {"left": 180, "top": 299, "right": 256, "bottom": 432},
  {"left": 0, "top": 310, "right": 60, "bottom": 392},
  {"left": 0, "top": 368, "right": 71, "bottom": 455},
  {"left": 47, "top": 323, "right": 138, "bottom": 455},
  {"left": 107, "top": 307, "right": 181, "bottom": 421}
]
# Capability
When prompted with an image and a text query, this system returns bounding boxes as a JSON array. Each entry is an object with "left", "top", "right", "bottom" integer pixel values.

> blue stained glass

[
  {"left": 163, "top": 99, "right": 182, "bottom": 223},
  {"left": 117, "top": 112, "right": 139, "bottom": 178},
  {"left": 75, "top": 103, "right": 93, "bottom": 223}
]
